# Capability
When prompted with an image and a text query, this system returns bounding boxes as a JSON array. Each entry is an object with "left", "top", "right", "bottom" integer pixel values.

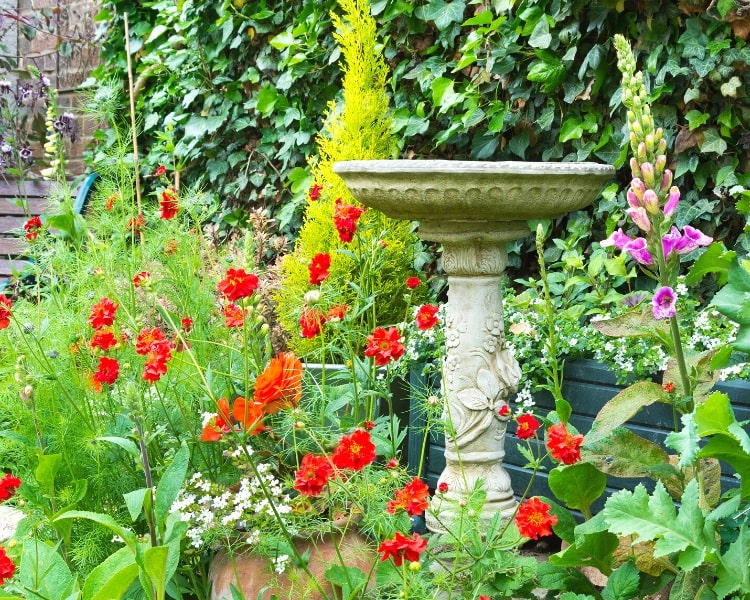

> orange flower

[
  {"left": 223, "top": 303, "right": 245, "bottom": 328},
  {"left": 201, "top": 397, "right": 232, "bottom": 442},
  {"left": 415, "top": 304, "right": 439, "bottom": 330},
  {"left": 515, "top": 413, "right": 541, "bottom": 440},
  {"left": 515, "top": 497, "right": 557, "bottom": 540},
  {"left": 386, "top": 477, "right": 430, "bottom": 516},
  {"left": 231, "top": 397, "right": 264, "bottom": 434},
  {"left": 294, "top": 454, "right": 334, "bottom": 496},
  {"left": 332, "top": 429, "right": 376, "bottom": 471},
  {"left": 253, "top": 352, "right": 303, "bottom": 414},
  {"left": 88, "top": 297, "right": 118, "bottom": 330},
  {"left": 546, "top": 423, "right": 583, "bottom": 465}
]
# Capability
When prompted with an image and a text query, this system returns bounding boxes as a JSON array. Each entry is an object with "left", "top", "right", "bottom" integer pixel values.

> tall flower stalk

[{"left": 604, "top": 36, "right": 714, "bottom": 410}]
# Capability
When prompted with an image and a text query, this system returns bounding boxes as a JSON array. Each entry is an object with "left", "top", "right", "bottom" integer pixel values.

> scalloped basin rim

[
  {"left": 333, "top": 159, "right": 615, "bottom": 223},
  {"left": 334, "top": 159, "right": 616, "bottom": 177}
]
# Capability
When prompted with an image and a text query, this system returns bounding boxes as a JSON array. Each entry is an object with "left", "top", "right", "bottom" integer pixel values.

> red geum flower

[
  {"left": 546, "top": 423, "right": 584, "bottom": 465},
  {"left": 333, "top": 198, "right": 365, "bottom": 243},
  {"left": 663, "top": 381, "right": 675, "bottom": 393},
  {"left": 327, "top": 304, "right": 348, "bottom": 322},
  {"left": 386, "top": 477, "right": 430, "bottom": 516},
  {"left": 135, "top": 327, "right": 167, "bottom": 355},
  {"left": 23, "top": 215, "right": 42, "bottom": 241},
  {"left": 406, "top": 276, "right": 421, "bottom": 289},
  {"left": 127, "top": 213, "right": 145, "bottom": 234},
  {"left": 90, "top": 327, "right": 118, "bottom": 352},
  {"left": 308, "top": 253, "right": 331, "bottom": 285},
  {"left": 231, "top": 397, "right": 264, "bottom": 434},
  {"left": 0, "top": 546, "right": 15, "bottom": 586},
  {"left": 299, "top": 307, "right": 326, "bottom": 338},
  {"left": 160, "top": 187, "right": 179, "bottom": 220},
  {"left": 498, "top": 405, "right": 511, "bottom": 417},
  {"left": 415, "top": 304, "right": 439, "bottom": 330},
  {"left": 0, "top": 472, "right": 21, "bottom": 501},
  {"left": 438, "top": 481, "right": 448, "bottom": 493},
  {"left": 363, "top": 420, "right": 375, "bottom": 431},
  {"left": 217, "top": 268, "right": 259, "bottom": 302},
  {"left": 378, "top": 532, "right": 427, "bottom": 566},
  {"left": 133, "top": 271, "right": 151, "bottom": 288},
  {"left": 515, "top": 497, "right": 558, "bottom": 540},
  {"left": 88, "top": 297, "right": 118, "bottom": 330},
  {"left": 104, "top": 192, "right": 118, "bottom": 210},
  {"left": 308, "top": 183, "right": 322, "bottom": 201},
  {"left": 223, "top": 303, "right": 245, "bottom": 328},
  {"left": 93, "top": 356, "right": 119, "bottom": 386},
  {"left": 200, "top": 398, "right": 231, "bottom": 442},
  {"left": 0, "top": 294, "right": 12, "bottom": 330},
  {"left": 181, "top": 317, "right": 193, "bottom": 332},
  {"left": 515, "top": 413, "right": 541, "bottom": 440},
  {"left": 142, "top": 340, "right": 174, "bottom": 383},
  {"left": 294, "top": 453, "right": 335, "bottom": 496},
  {"left": 332, "top": 429, "right": 376, "bottom": 471},
  {"left": 153, "top": 165, "right": 167, "bottom": 177},
  {"left": 254, "top": 352, "right": 303, "bottom": 414},
  {"left": 364, "top": 326, "right": 405, "bottom": 366}
]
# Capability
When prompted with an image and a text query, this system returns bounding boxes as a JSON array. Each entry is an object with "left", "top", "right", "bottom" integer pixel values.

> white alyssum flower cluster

[{"left": 171, "top": 463, "right": 292, "bottom": 550}]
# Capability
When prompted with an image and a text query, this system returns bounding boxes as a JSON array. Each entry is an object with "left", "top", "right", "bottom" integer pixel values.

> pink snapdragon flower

[
  {"left": 652, "top": 286, "right": 677, "bottom": 320},
  {"left": 623, "top": 237, "right": 654, "bottom": 265}
]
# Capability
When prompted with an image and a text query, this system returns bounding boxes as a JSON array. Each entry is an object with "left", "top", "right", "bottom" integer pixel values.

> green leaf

[
  {"left": 19, "top": 539, "right": 76, "bottom": 599},
  {"left": 527, "top": 52, "right": 566, "bottom": 92},
  {"left": 550, "top": 529, "right": 619, "bottom": 575},
  {"left": 548, "top": 463, "right": 606, "bottom": 514},
  {"left": 717, "top": 0, "right": 737, "bottom": 18},
  {"left": 603, "top": 480, "right": 715, "bottom": 570},
  {"left": 82, "top": 546, "right": 139, "bottom": 600},
  {"left": 325, "top": 565, "right": 367, "bottom": 598},
  {"left": 431, "top": 77, "right": 461, "bottom": 113},
  {"left": 96, "top": 436, "right": 140, "bottom": 459},
  {"left": 699, "top": 128, "right": 728, "bottom": 155},
  {"left": 559, "top": 118, "right": 584, "bottom": 143},
  {"left": 528, "top": 17, "right": 551, "bottom": 49},
  {"left": 418, "top": 0, "right": 466, "bottom": 30},
  {"left": 591, "top": 307, "right": 670, "bottom": 342},
  {"left": 665, "top": 413, "right": 700, "bottom": 468},
  {"left": 55, "top": 511, "right": 136, "bottom": 550},
  {"left": 123, "top": 488, "right": 149, "bottom": 522},
  {"left": 154, "top": 443, "right": 190, "bottom": 527},
  {"left": 697, "top": 435, "right": 750, "bottom": 500},
  {"left": 685, "top": 242, "right": 735, "bottom": 286},
  {"left": 184, "top": 115, "right": 227, "bottom": 139},
  {"left": 685, "top": 110, "right": 710, "bottom": 130},
  {"left": 711, "top": 258, "right": 750, "bottom": 327},
  {"left": 584, "top": 428, "right": 673, "bottom": 482},
  {"left": 146, "top": 25, "right": 168, "bottom": 44},
  {"left": 715, "top": 523, "right": 750, "bottom": 598},
  {"left": 142, "top": 546, "right": 169, "bottom": 600},
  {"left": 35, "top": 454, "right": 62, "bottom": 495},
  {"left": 601, "top": 561, "right": 641, "bottom": 600},
  {"left": 586, "top": 381, "right": 671, "bottom": 443},
  {"left": 256, "top": 85, "right": 279, "bottom": 116}
]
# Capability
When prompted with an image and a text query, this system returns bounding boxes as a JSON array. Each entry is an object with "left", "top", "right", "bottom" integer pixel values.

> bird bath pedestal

[{"left": 333, "top": 160, "right": 614, "bottom": 532}]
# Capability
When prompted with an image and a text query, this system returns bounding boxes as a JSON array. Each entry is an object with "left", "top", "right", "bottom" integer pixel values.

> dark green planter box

[{"left": 407, "top": 359, "right": 750, "bottom": 505}]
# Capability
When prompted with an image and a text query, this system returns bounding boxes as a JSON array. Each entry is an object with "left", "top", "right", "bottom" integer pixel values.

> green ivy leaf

[
  {"left": 685, "top": 109, "right": 709, "bottom": 130},
  {"left": 699, "top": 128, "right": 728, "bottom": 155},
  {"left": 418, "top": 0, "right": 466, "bottom": 30},
  {"left": 529, "top": 17, "right": 552, "bottom": 49},
  {"left": 526, "top": 51, "right": 566, "bottom": 92},
  {"left": 431, "top": 77, "right": 461, "bottom": 113},
  {"left": 559, "top": 117, "right": 584, "bottom": 143},
  {"left": 717, "top": 0, "right": 737, "bottom": 18}
]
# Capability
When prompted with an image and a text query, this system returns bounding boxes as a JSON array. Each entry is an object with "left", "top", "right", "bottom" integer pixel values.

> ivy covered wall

[{"left": 92, "top": 0, "right": 750, "bottom": 269}]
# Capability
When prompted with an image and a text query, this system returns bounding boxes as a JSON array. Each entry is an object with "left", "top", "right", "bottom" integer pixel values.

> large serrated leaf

[
  {"left": 665, "top": 413, "right": 700, "bottom": 468},
  {"left": 584, "top": 428, "right": 674, "bottom": 482},
  {"left": 586, "top": 382, "right": 671, "bottom": 443},
  {"left": 714, "top": 523, "right": 750, "bottom": 598},
  {"left": 603, "top": 480, "right": 716, "bottom": 570}
]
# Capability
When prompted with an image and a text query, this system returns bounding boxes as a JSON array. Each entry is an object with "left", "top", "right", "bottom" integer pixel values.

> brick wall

[{"left": 16, "top": 0, "right": 101, "bottom": 176}]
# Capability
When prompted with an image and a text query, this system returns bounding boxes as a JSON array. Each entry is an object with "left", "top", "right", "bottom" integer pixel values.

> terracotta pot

[{"left": 209, "top": 527, "right": 377, "bottom": 600}]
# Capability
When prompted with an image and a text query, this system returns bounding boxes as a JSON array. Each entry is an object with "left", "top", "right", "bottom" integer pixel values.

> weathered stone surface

[{"left": 0, "top": 506, "right": 24, "bottom": 542}]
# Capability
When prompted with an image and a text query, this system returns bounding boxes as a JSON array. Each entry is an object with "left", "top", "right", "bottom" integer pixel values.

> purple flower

[
  {"left": 623, "top": 237, "right": 654, "bottom": 265},
  {"left": 626, "top": 206, "right": 651, "bottom": 232},
  {"left": 679, "top": 225, "right": 713, "bottom": 253},
  {"left": 600, "top": 228, "right": 633, "bottom": 251},
  {"left": 652, "top": 286, "right": 677, "bottom": 320},
  {"left": 662, "top": 226, "right": 683, "bottom": 258},
  {"left": 664, "top": 186, "right": 680, "bottom": 218}
]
